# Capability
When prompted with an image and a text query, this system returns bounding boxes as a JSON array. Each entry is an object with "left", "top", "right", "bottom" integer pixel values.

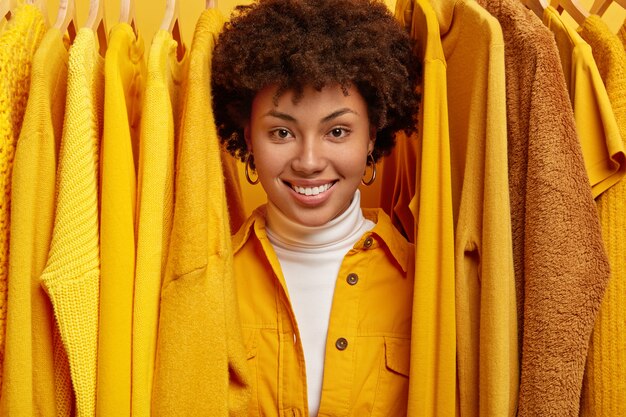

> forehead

[{"left": 251, "top": 83, "right": 368, "bottom": 119}]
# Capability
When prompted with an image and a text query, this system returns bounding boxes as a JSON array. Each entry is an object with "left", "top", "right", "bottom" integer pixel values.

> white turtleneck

[{"left": 265, "top": 190, "right": 375, "bottom": 417}]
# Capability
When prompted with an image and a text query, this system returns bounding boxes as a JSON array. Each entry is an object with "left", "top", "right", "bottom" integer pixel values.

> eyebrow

[{"left": 264, "top": 108, "right": 358, "bottom": 123}]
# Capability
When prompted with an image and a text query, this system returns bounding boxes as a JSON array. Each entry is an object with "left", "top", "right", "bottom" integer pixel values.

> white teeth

[{"left": 291, "top": 183, "right": 333, "bottom": 196}]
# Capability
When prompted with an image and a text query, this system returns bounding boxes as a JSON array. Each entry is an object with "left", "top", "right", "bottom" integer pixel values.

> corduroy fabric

[
  {"left": 96, "top": 22, "right": 145, "bottom": 416},
  {"left": 40, "top": 28, "right": 104, "bottom": 417},
  {"left": 152, "top": 10, "right": 250, "bottom": 415},
  {"left": 543, "top": 7, "right": 625, "bottom": 199},
  {"left": 0, "top": 4, "right": 45, "bottom": 388},
  {"left": 427, "top": 0, "right": 518, "bottom": 415},
  {"left": 381, "top": 0, "right": 457, "bottom": 415},
  {"left": 578, "top": 15, "right": 626, "bottom": 417},
  {"left": 132, "top": 28, "right": 187, "bottom": 417},
  {"left": 0, "top": 28, "right": 69, "bottom": 417}
]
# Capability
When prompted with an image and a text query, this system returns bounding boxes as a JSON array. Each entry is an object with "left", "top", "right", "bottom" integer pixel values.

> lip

[{"left": 283, "top": 180, "right": 337, "bottom": 206}]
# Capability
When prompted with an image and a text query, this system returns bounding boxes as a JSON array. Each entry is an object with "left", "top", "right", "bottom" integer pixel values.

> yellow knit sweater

[
  {"left": 40, "top": 28, "right": 104, "bottom": 417},
  {"left": 0, "top": 28, "right": 69, "bottom": 417},
  {"left": 0, "top": 3, "right": 45, "bottom": 389},
  {"left": 132, "top": 28, "right": 188, "bottom": 417},
  {"left": 618, "top": 19, "right": 626, "bottom": 50},
  {"left": 96, "top": 22, "right": 145, "bottom": 416},
  {"left": 578, "top": 15, "right": 626, "bottom": 417},
  {"left": 152, "top": 10, "right": 250, "bottom": 415}
]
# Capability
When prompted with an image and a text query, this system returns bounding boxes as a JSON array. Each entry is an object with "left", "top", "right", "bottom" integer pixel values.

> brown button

[
  {"left": 363, "top": 236, "right": 374, "bottom": 249},
  {"left": 347, "top": 273, "right": 359, "bottom": 285},
  {"left": 335, "top": 337, "right": 348, "bottom": 351}
]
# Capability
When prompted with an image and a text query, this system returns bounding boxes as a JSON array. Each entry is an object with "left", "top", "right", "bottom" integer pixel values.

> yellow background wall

[{"left": 40, "top": 0, "right": 626, "bottom": 215}]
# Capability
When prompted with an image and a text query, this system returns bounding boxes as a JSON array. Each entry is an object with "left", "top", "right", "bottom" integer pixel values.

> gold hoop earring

[
  {"left": 361, "top": 154, "right": 376, "bottom": 186},
  {"left": 245, "top": 155, "right": 260, "bottom": 185}
]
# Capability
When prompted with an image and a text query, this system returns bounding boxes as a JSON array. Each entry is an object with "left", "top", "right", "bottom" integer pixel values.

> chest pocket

[{"left": 371, "top": 336, "right": 411, "bottom": 417}]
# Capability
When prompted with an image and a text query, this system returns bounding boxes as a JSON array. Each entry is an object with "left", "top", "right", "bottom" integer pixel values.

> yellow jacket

[{"left": 233, "top": 206, "right": 414, "bottom": 417}]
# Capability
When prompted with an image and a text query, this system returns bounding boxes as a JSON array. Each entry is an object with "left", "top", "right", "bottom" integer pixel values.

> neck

[{"left": 266, "top": 190, "right": 366, "bottom": 249}]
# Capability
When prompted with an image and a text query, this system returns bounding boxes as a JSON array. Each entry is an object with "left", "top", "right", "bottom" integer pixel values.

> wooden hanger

[
  {"left": 119, "top": 0, "right": 136, "bottom": 32},
  {"left": 84, "top": 0, "right": 107, "bottom": 56},
  {"left": 54, "top": 0, "right": 78, "bottom": 42},
  {"left": 523, "top": 0, "right": 549, "bottom": 19},
  {"left": 0, "top": 0, "right": 17, "bottom": 21},
  {"left": 206, "top": 0, "right": 216, "bottom": 8},
  {"left": 590, "top": 0, "right": 626, "bottom": 14},
  {"left": 550, "top": 0, "right": 590, "bottom": 24},
  {"left": 161, "top": 0, "right": 184, "bottom": 59}
]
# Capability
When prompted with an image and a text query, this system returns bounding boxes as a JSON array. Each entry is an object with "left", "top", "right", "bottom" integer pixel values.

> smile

[{"left": 289, "top": 182, "right": 335, "bottom": 196}]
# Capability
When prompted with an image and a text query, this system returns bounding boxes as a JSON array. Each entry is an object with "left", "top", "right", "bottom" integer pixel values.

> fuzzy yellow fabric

[
  {"left": 95, "top": 22, "right": 146, "bottom": 416},
  {"left": 132, "top": 28, "right": 188, "bottom": 417},
  {"left": 40, "top": 28, "right": 104, "bottom": 417},
  {"left": 0, "top": 3, "right": 45, "bottom": 389},
  {"left": 0, "top": 27, "right": 69, "bottom": 417},
  {"left": 152, "top": 10, "right": 250, "bottom": 415},
  {"left": 578, "top": 15, "right": 626, "bottom": 417},
  {"left": 618, "top": 19, "right": 626, "bottom": 51}
]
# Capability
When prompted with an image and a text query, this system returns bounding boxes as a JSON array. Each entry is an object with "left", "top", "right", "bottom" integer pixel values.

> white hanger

[
  {"left": 161, "top": 0, "right": 184, "bottom": 58},
  {"left": 84, "top": 0, "right": 107, "bottom": 55},
  {"left": 590, "top": 0, "right": 626, "bottom": 14},
  {"left": 54, "top": 0, "right": 78, "bottom": 42},
  {"left": 119, "top": 0, "right": 136, "bottom": 32},
  {"left": 550, "top": 0, "right": 590, "bottom": 24}
]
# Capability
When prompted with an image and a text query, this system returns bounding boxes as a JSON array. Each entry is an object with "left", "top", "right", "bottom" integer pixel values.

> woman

[{"left": 212, "top": 0, "right": 421, "bottom": 415}]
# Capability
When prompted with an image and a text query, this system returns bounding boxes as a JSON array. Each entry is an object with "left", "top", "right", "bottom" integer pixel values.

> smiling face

[{"left": 246, "top": 84, "right": 375, "bottom": 227}]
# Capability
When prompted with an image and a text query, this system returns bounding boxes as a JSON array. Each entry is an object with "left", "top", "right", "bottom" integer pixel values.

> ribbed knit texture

[
  {"left": 427, "top": 0, "right": 518, "bottom": 415},
  {"left": 382, "top": 1, "right": 457, "bottom": 415},
  {"left": 578, "top": 15, "right": 626, "bottom": 417},
  {"left": 132, "top": 28, "right": 187, "bottom": 417},
  {"left": 40, "top": 28, "right": 104, "bottom": 417},
  {"left": 96, "top": 23, "right": 145, "bottom": 416},
  {"left": 0, "top": 4, "right": 45, "bottom": 389},
  {"left": 0, "top": 28, "right": 69, "bottom": 417},
  {"left": 152, "top": 9, "right": 250, "bottom": 415}
]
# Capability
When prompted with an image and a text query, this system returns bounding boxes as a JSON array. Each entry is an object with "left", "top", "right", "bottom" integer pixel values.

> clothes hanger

[
  {"left": 523, "top": 0, "right": 549, "bottom": 19},
  {"left": 550, "top": 0, "right": 590, "bottom": 24},
  {"left": 206, "top": 0, "right": 216, "bottom": 8},
  {"left": 119, "top": 0, "right": 136, "bottom": 33},
  {"left": 84, "top": 0, "right": 107, "bottom": 56},
  {"left": 0, "top": 0, "right": 17, "bottom": 21},
  {"left": 54, "top": 0, "right": 78, "bottom": 42},
  {"left": 161, "top": 0, "right": 184, "bottom": 59},
  {"left": 590, "top": 0, "right": 626, "bottom": 14}
]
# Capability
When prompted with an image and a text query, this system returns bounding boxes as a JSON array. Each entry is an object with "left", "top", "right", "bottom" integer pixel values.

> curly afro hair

[{"left": 211, "top": 0, "right": 421, "bottom": 165}]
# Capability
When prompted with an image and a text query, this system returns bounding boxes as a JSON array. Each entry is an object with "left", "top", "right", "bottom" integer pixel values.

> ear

[{"left": 368, "top": 127, "right": 376, "bottom": 154}]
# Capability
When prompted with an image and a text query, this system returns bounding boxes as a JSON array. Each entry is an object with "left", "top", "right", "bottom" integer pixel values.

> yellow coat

[
  {"left": 0, "top": 27, "right": 67, "bottom": 417},
  {"left": 233, "top": 207, "right": 414, "bottom": 416},
  {"left": 0, "top": 4, "right": 46, "bottom": 388}
]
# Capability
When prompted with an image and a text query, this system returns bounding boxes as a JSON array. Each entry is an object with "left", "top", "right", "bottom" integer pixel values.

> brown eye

[
  {"left": 277, "top": 129, "right": 290, "bottom": 138},
  {"left": 331, "top": 128, "right": 343, "bottom": 137}
]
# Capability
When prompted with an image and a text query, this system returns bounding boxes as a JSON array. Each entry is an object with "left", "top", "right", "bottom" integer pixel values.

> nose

[{"left": 291, "top": 138, "right": 327, "bottom": 175}]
